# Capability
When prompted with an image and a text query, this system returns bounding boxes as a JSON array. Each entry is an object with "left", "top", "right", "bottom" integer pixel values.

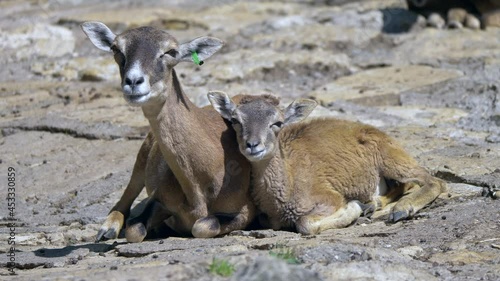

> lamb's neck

[{"left": 251, "top": 152, "right": 289, "bottom": 205}]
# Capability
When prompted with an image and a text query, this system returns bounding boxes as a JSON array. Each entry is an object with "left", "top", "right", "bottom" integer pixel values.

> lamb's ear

[
  {"left": 207, "top": 91, "right": 236, "bottom": 121},
  {"left": 284, "top": 99, "right": 317, "bottom": 125},
  {"left": 81, "top": 21, "right": 116, "bottom": 52},
  {"left": 178, "top": 37, "right": 224, "bottom": 64}
]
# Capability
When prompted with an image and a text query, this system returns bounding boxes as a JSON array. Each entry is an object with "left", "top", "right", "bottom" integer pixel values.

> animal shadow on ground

[
  {"left": 33, "top": 243, "right": 121, "bottom": 258},
  {"left": 381, "top": 8, "right": 420, "bottom": 33}
]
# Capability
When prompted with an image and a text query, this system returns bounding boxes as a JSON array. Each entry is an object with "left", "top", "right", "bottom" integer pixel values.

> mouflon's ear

[
  {"left": 283, "top": 99, "right": 317, "bottom": 125},
  {"left": 207, "top": 91, "right": 236, "bottom": 121},
  {"left": 81, "top": 21, "right": 116, "bottom": 52},
  {"left": 178, "top": 37, "right": 224, "bottom": 64}
]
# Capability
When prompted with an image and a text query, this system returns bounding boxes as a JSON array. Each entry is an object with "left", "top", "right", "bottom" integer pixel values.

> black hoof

[
  {"left": 388, "top": 210, "right": 409, "bottom": 223},
  {"left": 96, "top": 228, "right": 118, "bottom": 243},
  {"left": 95, "top": 229, "right": 106, "bottom": 242},
  {"left": 104, "top": 228, "right": 117, "bottom": 239},
  {"left": 354, "top": 200, "right": 375, "bottom": 218}
]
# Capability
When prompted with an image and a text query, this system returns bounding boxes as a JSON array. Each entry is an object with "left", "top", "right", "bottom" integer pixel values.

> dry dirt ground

[{"left": 0, "top": 0, "right": 499, "bottom": 280}]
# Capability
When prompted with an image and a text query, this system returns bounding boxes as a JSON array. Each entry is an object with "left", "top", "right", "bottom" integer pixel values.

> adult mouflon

[{"left": 82, "top": 22, "right": 255, "bottom": 242}]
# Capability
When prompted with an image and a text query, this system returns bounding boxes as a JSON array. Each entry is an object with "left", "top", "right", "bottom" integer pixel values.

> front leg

[
  {"left": 96, "top": 133, "right": 153, "bottom": 242},
  {"left": 192, "top": 202, "right": 256, "bottom": 237},
  {"left": 164, "top": 203, "right": 208, "bottom": 237},
  {"left": 154, "top": 180, "right": 210, "bottom": 237}
]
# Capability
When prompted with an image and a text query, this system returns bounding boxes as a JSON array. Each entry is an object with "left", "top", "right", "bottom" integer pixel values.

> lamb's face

[
  {"left": 230, "top": 99, "right": 285, "bottom": 162},
  {"left": 207, "top": 92, "right": 317, "bottom": 163}
]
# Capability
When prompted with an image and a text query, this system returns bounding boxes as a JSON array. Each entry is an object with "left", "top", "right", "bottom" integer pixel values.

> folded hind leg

[
  {"left": 190, "top": 202, "right": 255, "bottom": 238},
  {"left": 379, "top": 137, "right": 448, "bottom": 222},
  {"left": 297, "top": 200, "right": 363, "bottom": 235},
  {"left": 388, "top": 173, "right": 446, "bottom": 222},
  {"left": 303, "top": 186, "right": 368, "bottom": 234},
  {"left": 218, "top": 203, "right": 255, "bottom": 235},
  {"left": 377, "top": 181, "right": 419, "bottom": 209},
  {"left": 125, "top": 195, "right": 172, "bottom": 243},
  {"left": 356, "top": 177, "right": 417, "bottom": 219}
]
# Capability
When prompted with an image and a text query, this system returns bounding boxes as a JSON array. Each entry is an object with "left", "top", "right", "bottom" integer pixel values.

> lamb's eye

[
  {"left": 230, "top": 118, "right": 241, "bottom": 125},
  {"left": 160, "top": 49, "right": 177, "bottom": 58},
  {"left": 271, "top": 121, "right": 283, "bottom": 128}
]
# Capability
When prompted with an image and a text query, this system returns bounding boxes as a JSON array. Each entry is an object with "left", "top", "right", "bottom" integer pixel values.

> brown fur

[
  {"left": 82, "top": 22, "right": 255, "bottom": 242},
  {"left": 239, "top": 94, "right": 280, "bottom": 106},
  {"left": 209, "top": 93, "right": 448, "bottom": 235}
]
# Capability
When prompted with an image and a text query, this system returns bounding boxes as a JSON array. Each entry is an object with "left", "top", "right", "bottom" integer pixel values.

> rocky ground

[{"left": 0, "top": 0, "right": 499, "bottom": 280}]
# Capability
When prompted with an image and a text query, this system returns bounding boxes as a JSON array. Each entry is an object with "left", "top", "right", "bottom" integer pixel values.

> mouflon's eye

[
  {"left": 230, "top": 118, "right": 241, "bottom": 125},
  {"left": 160, "top": 49, "right": 177, "bottom": 58},
  {"left": 112, "top": 46, "right": 125, "bottom": 66},
  {"left": 271, "top": 121, "right": 283, "bottom": 128},
  {"left": 166, "top": 49, "right": 177, "bottom": 57}
]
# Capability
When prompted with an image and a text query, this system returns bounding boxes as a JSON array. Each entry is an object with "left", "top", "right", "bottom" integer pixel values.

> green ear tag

[{"left": 191, "top": 51, "right": 204, "bottom": 66}]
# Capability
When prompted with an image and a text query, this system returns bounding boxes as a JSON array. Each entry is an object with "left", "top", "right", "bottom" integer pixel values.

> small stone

[
  {"left": 441, "top": 216, "right": 446, "bottom": 220},
  {"left": 397, "top": 246, "right": 424, "bottom": 258},
  {"left": 469, "top": 152, "right": 480, "bottom": 158},
  {"left": 231, "top": 256, "right": 321, "bottom": 281},
  {"left": 110, "top": 265, "right": 118, "bottom": 270}
]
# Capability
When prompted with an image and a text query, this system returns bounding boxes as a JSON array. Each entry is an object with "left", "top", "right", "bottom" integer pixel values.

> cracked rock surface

[{"left": 0, "top": 0, "right": 499, "bottom": 280}]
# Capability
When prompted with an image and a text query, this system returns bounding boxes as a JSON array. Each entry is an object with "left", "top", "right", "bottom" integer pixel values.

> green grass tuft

[
  {"left": 209, "top": 258, "right": 235, "bottom": 277},
  {"left": 269, "top": 244, "right": 300, "bottom": 264}
]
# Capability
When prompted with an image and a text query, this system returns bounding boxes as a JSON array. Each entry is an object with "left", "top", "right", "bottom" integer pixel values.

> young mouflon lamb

[{"left": 208, "top": 92, "right": 448, "bottom": 235}]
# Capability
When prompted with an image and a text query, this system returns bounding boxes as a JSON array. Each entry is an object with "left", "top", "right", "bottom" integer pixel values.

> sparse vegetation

[
  {"left": 209, "top": 258, "right": 235, "bottom": 277},
  {"left": 269, "top": 244, "right": 300, "bottom": 264}
]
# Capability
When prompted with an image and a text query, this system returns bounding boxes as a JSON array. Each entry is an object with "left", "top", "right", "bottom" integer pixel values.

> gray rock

[
  {"left": 310, "top": 65, "right": 463, "bottom": 106},
  {"left": 1, "top": 1, "right": 500, "bottom": 280},
  {"left": 210, "top": 49, "right": 353, "bottom": 83},
  {"left": 117, "top": 237, "right": 242, "bottom": 257},
  {"left": 231, "top": 256, "right": 323, "bottom": 281},
  {"left": 2, "top": 114, "right": 145, "bottom": 140},
  {"left": 315, "top": 262, "right": 438, "bottom": 281},
  {"left": 447, "top": 183, "right": 484, "bottom": 197},
  {"left": 0, "top": 24, "right": 75, "bottom": 62},
  {"left": 298, "top": 244, "right": 373, "bottom": 264}
]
